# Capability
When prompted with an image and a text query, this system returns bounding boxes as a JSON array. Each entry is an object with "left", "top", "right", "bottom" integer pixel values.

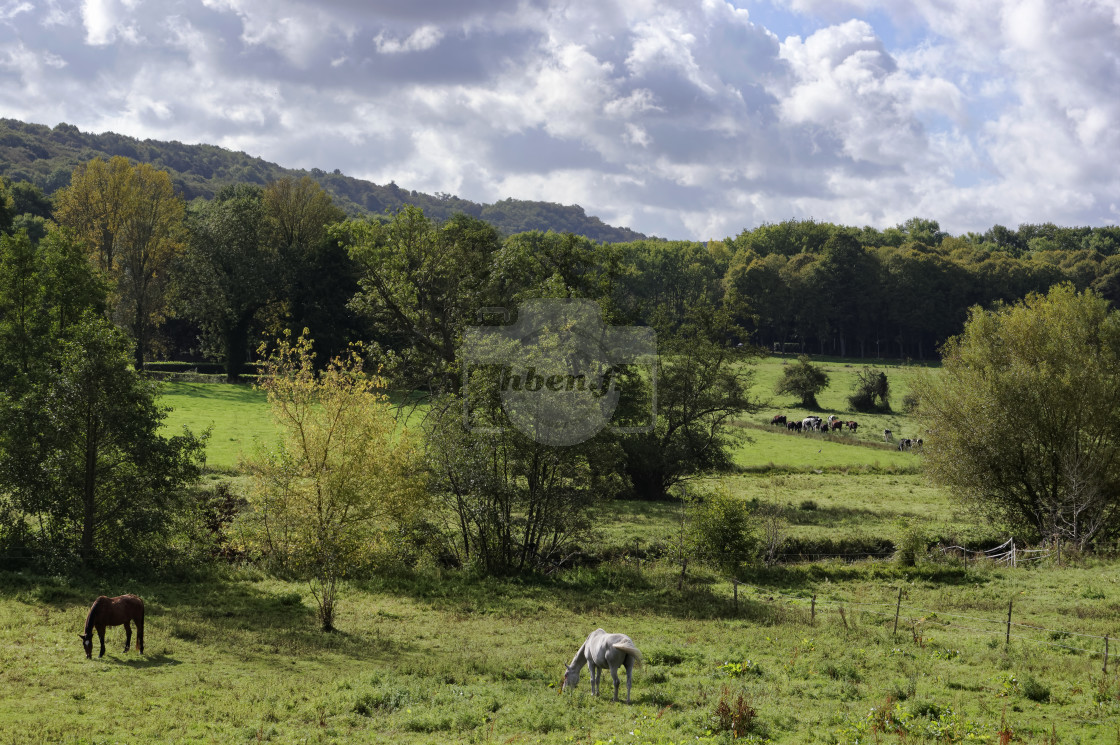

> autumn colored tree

[
  {"left": 54, "top": 157, "right": 185, "bottom": 368},
  {"left": 245, "top": 331, "right": 427, "bottom": 630}
]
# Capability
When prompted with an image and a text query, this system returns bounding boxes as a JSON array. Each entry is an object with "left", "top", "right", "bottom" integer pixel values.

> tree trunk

[
  {"left": 225, "top": 317, "right": 251, "bottom": 382},
  {"left": 81, "top": 412, "right": 98, "bottom": 562}
]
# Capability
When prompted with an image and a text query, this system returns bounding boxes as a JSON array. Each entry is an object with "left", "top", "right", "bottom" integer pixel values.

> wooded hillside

[{"left": 0, "top": 118, "right": 647, "bottom": 243}]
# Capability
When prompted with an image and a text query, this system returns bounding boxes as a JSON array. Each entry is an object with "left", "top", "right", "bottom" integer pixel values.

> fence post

[
  {"left": 893, "top": 587, "right": 903, "bottom": 635},
  {"left": 811, "top": 594, "right": 816, "bottom": 626},
  {"left": 732, "top": 579, "right": 739, "bottom": 610},
  {"left": 1105, "top": 635, "right": 1110, "bottom": 675},
  {"left": 1005, "top": 598, "right": 1013, "bottom": 649}
]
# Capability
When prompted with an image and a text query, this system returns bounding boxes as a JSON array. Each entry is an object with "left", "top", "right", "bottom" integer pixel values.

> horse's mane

[{"left": 83, "top": 596, "right": 107, "bottom": 634}]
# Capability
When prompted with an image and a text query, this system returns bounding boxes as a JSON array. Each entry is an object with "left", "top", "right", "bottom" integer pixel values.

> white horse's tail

[{"left": 613, "top": 642, "right": 643, "bottom": 666}]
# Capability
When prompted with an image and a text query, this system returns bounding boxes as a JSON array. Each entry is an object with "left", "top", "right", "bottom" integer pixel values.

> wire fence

[{"left": 726, "top": 580, "right": 1119, "bottom": 669}]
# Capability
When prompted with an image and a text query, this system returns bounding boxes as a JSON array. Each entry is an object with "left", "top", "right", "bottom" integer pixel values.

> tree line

[{"left": 4, "top": 155, "right": 1120, "bottom": 596}]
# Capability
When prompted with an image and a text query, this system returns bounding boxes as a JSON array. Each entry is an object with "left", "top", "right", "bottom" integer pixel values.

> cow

[
  {"left": 830, "top": 420, "right": 843, "bottom": 432},
  {"left": 883, "top": 429, "right": 893, "bottom": 442},
  {"left": 846, "top": 421, "right": 859, "bottom": 432},
  {"left": 898, "top": 438, "right": 912, "bottom": 451},
  {"left": 787, "top": 420, "right": 802, "bottom": 432},
  {"left": 771, "top": 414, "right": 787, "bottom": 426}
]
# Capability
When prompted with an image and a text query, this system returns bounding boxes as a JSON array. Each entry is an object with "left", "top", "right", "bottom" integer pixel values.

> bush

[
  {"left": 1021, "top": 675, "right": 1050, "bottom": 703},
  {"left": 895, "top": 523, "right": 928, "bottom": 566},
  {"left": 685, "top": 486, "right": 757, "bottom": 575},
  {"left": 775, "top": 355, "right": 829, "bottom": 408},
  {"left": 848, "top": 367, "right": 890, "bottom": 412}
]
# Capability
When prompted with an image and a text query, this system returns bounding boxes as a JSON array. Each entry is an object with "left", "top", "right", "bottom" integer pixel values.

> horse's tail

[{"left": 613, "top": 642, "right": 643, "bottom": 667}]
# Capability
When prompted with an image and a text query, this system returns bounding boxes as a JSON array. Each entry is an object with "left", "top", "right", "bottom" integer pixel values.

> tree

[
  {"left": 683, "top": 485, "right": 757, "bottom": 576},
  {"left": 848, "top": 367, "right": 890, "bottom": 412},
  {"left": 263, "top": 176, "right": 351, "bottom": 361},
  {"left": 54, "top": 157, "right": 185, "bottom": 369},
  {"left": 775, "top": 355, "right": 829, "bottom": 408},
  {"left": 913, "top": 285, "right": 1120, "bottom": 548},
  {"left": 342, "top": 206, "right": 501, "bottom": 393},
  {"left": 245, "top": 331, "right": 427, "bottom": 630},
  {"left": 618, "top": 316, "right": 762, "bottom": 500},
  {"left": 424, "top": 392, "right": 622, "bottom": 574},
  {"left": 177, "top": 184, "right": 276, "bottom": 381},
  {"left": 1, "top": 307, "right": 204, "bottom": 565}
]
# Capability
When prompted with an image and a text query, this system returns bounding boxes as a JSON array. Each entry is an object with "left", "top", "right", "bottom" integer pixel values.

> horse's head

[
  {"left": 78, "top": 632, "right": 93, "bottom": 659},
  {"left": 561, "top": 665, "right": 580, "bottom": 693}
]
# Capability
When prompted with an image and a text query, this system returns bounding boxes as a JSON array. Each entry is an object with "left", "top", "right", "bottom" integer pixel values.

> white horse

[{"left": 561, "top": 628, "right": 642, "bottom": 703}]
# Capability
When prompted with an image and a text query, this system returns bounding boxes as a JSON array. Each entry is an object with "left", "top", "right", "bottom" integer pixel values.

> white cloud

[
  {"left": 373, "top": 24, "right": 444, "bottom": 54},
  {"left": 0, "top": 0, "right": 1116, "bottom": 238}
]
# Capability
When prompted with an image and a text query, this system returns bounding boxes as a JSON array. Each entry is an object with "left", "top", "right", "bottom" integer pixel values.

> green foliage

[
  {"left": 914, "top": 284, "right": 1120, "bottom": 547},
  {"left": 614, "top": 308, "right": 762, "bottom": 500},
  {"left": 0, "top": 118, "right": 645, "bottom": 241},
  {"left": 341, "top": 206, "right": 501, "bottom": 393},
  {"left": 176, "top": 184, "right": 275, "bottom": 381},
  {"left": 848, "top": 367, "right": 890, "bottom": 412},
  {"left": 894, "top": 522, "right": 928, "bottom": 567},
  {"left": 684, "top": 485, "right": 757, "bottom": 575},
  {"left": 774, "top": 355, "right": 829, "bottom": 408},
  {"left": 242, "top": 331, "right": 427, "bottom": 629},
  {"left": 424, "top": 392, "right": 621, "bottom": 574}
]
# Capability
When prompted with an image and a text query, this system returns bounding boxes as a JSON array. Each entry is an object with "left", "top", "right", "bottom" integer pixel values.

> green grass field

[
  {"left": 2, "top": 559, "right": 1119, "bottom": 743},
  {"left": 3, "top": 356, "right": 1110, "bottom": 743}
]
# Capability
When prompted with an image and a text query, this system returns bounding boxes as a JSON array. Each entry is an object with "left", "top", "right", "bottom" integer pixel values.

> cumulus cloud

[{"left": 0, "top": 0, "right": 1117, "bottom": 238}]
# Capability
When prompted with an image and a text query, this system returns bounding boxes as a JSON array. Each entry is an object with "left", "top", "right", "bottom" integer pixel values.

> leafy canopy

[{"left": 914, "top": 284, "right": 1120, "bottom": 547}]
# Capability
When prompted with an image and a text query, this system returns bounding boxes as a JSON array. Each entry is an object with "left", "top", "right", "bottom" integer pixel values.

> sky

[{"left": 0, "top": 0, "right": 1118, "bottom": 240}]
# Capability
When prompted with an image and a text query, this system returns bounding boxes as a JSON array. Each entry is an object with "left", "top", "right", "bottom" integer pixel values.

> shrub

[{"left": 1021, "top": 675, "right": 1050, "bottom": 703}]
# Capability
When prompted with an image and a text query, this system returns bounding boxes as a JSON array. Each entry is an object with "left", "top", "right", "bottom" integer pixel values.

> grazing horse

[
  {"left": 79, "top": 595, "right": 144, "bottom": 659},
  {"left": 561, "top": 629, "right": 642, "bottom": 703}
]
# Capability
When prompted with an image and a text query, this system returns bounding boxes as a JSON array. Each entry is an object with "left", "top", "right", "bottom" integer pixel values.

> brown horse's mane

[{"left": 83, "top": 596, "right": 108, "bottom": 635}]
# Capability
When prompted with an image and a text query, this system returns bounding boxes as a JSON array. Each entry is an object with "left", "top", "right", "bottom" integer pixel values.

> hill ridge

[{"left": 0, "top": 117, "right": 649, "bottom": 243}]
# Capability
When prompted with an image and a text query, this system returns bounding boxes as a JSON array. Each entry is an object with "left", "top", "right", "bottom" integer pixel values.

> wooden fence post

[
  {"left": 732, "top": 579, "right": 739, "bottom": 610},
  {"left": 811, "top": 594, "right": 816, "bottom": 627},
  {"left": 1105, "top": 635, "right": 1110, "bottom": 675},
  {"left": 1005, "top": 598, "right": 1013, "bottom": 649},
  {"left": 893, "top": 587, "right": 903, "bottom": 635}
]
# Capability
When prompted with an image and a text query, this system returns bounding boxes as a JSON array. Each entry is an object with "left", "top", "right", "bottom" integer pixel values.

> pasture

[
  {"left": 2, "top": 355, "right": 1115, "bottom": 743},
  {"left": 2, "top": 560, "right": 1119, "bottom": 743}
]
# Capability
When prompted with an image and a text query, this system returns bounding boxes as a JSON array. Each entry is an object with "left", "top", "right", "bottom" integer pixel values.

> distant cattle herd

[{"left": 770, "top": 414, "right": 921, "bottom": 450}]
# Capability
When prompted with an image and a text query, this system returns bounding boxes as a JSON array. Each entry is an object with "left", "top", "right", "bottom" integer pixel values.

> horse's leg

[
  {"left": 96, "top": 625, "right": 106, "bottom": 658},
  {"left": 123, "top": 620, "right": 131, "bottom": 653},
  {"left": 137, "top": 616, "right": 144, "bottom": 654},
  {"left": 610, "top": 663, "right": 621, "bottom": 703},
  {"left": 624, "top": 657, "right": 634, "bottom": 704},
  {"left": 588, "top": 663, "right": 598, "bottom": 696}
]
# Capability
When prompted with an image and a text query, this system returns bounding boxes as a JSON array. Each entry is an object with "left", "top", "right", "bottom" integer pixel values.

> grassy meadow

[{"left": 3, "top": 355, "right": 1119, "bottom": 743}]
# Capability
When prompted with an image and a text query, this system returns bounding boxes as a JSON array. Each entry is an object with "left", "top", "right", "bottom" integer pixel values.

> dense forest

[{"left": 0, "top": 118, "right": 647, "bottom": 243}]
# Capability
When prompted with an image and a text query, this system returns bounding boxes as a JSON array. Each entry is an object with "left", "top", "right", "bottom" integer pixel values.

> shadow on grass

[
  {"left": 0, "top": 570, "right": 413, "bottom": 664},
  {"left": 158, "top": 380, "right": 264, "bottom": 404},
  {"left": 106, "top": 652, "right": 182, "bottom": 668}
]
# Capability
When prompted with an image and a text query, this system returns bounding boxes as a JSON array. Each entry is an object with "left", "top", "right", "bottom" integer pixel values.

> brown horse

[{"left": 79, "top": 595, "right": 144, "bottom": 659}]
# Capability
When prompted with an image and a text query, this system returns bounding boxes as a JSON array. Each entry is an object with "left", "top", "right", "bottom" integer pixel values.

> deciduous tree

[
  {"left": 245, "top": 331, "right": 427, "bottom": 630},
  {"left": 914, "top": 285, "right": 1120, "bottom": 547}
]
